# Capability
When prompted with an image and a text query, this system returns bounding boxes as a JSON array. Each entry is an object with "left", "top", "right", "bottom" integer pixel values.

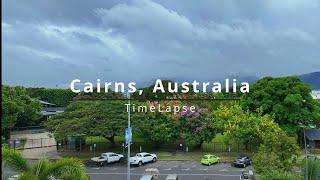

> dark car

[{"left": 233, "top": 156, "right": 252, "bottom": 168}]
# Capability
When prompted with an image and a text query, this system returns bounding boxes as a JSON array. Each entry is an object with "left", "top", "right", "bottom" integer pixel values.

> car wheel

[
  {"left": 153, "top": 158, "right": 156, "bottom": 162},
  {"left": 138, "top": 161, "right": 142, "bottom": 166}
]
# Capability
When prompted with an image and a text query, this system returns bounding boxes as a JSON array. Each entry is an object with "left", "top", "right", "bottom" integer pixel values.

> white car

[
  {"left": 130, "top": 152, "right": 157, "bottom": 166},
  {"left": 91, "top": 152, "right": 124, "bottom": 166}
]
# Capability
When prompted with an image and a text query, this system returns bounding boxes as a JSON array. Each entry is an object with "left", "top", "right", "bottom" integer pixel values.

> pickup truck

[
  {"left": 130, "top": 152, "right": 157, "bottom": 166},
  {"left": 91, "top": 152, "right": 124, "bottom": 166}
]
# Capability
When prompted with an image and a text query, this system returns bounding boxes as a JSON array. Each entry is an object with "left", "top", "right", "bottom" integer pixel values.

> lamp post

[
  {"left": 301, "top": 99, "right": 308, "bottom": 180},
  {"left": 127, "top": 92, "right": 131, "bottom": 180},
  {"left": 304, "top": 128, "right": 308, "bottom": 180},
  {"left": 299, "top": 123, "right": 308, "bottom": 180}
]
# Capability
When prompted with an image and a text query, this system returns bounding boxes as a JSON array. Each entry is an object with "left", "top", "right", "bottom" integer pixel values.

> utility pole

[
  {"left": 304, "top": 128, "right": 308, "bottom": 180},
  {"left": 127, "top": 92, "right": 131, "bottom": 180}
]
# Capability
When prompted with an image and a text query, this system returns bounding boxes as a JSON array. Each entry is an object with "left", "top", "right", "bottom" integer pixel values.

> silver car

[
  {"left": 165, "top": 174, "right": 178, "bottom": 180},
  {"left": 140, "top": 175, "right": 154, "bottom": 180}
]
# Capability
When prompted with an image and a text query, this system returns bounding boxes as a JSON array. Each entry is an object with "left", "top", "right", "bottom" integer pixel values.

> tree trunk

[{"left": 105, "top": 135, "right": 115, "bottom": 147}]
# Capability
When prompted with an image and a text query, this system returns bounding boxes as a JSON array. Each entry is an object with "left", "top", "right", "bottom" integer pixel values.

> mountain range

[{"left": 299, "top": 71, "right": 320, "bottom": 90}]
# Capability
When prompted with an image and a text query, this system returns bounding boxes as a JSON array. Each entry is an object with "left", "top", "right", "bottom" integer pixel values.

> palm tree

[{"left": 2, "top": 145, "right": 88, "bottom": 180}]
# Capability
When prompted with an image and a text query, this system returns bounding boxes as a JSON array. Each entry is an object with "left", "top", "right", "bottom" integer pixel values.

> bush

[
  {"left": 259, "top": 170, "right": 300, "bottom": 180},
  {"left": 301, "top": 157, "right": 320, "bottom": 180}
]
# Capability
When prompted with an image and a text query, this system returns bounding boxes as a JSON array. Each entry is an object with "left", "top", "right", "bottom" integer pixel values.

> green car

[{"left": 201, "top": 154, "right": 220, "bottom": 165}]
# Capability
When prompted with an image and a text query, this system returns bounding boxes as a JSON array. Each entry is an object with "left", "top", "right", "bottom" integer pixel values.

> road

[
  {"left": 3, "top": 160, "right": 251, "bottom": 180},
  {"left": 86, "top": 161, "right": 252, "bottom": 180}
]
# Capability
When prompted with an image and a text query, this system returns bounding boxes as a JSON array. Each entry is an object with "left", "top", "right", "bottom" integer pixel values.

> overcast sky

[{"left": 2, "top": 0, "right": 320, "bottom": 87}]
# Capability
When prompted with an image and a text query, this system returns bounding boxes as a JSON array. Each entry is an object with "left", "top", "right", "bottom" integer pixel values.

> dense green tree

[
  {"left": 241, "top": 76, "right": 320, "bottom": 134},
  {"left": 26, "top": 88, "right": 77, "bottom": 106},
  {"left": 259, "top": 170, "right": 300, "bottom": 180},
  {"left": 2, "top": 145, "right": 87, "bottom": 180},
  {"left": 2, "top": 86, "right": 41, "bottom": 137},
  {"left": 214, "top": 104, "right": 300, "bottom": 173},
  {"left": 214, "top": 104, "right": 260, "bottom": 149},
  {"left": 253, "top": 131, "right": 299, "bottom": 173},
  {"left": 301, "top": 157, "right": 320, "bottom": 180},
  {"left": 139, "top": 113, "right": 179, "bottom": 144},
  {"left": 46, "top": 100, "right": 130, "bottom": 145}
]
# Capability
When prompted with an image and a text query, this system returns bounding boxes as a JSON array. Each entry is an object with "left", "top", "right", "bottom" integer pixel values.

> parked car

[
  {"left": 240, "top": 170, "right": 255, "bottom": 180},
  {"left": 140, "top": 175, "right": 154, "bottom": 180},
  {"left": 233, "top": 156, "right": 251, "bottom": 168},
  {"left": 91, "top": 152, "right": 124, "bottom": 166},
  {"left": 130, "top": 152, "right": 157, "bottom": 166},
  {"left": 8, "top": 175, "right": 19, "bottom": 180},
  {"left": 140, "top": 168, "right": 159, "bottom": 180},
  {"left": 201, "top": 154, "right": 220, "bottom": 165},
  {"left": 165, "top": 174, "right": 178, "bottom": 180}
]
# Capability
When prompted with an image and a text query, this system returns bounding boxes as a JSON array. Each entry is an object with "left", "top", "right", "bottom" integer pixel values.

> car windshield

[{"left": 203, "top": 156, "right": 209, "bottom": 159}]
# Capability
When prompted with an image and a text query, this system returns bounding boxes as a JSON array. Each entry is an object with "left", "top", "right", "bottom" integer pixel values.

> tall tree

[
  {"left": 214, "top": 104, "right": 300, "bottom": 173},
  {"left": 179, "top": 107, "right": 215, "bottom": 146},
  {"left": 139, "top": 113, "right": 179, "bottom": 144},
  {"left": 26, "top": 88, "right": 77, "bottom": 106},
  {"left": 2, "top": 86, "right": 41, "bottom": 138},
  {"left": 241, "top": 76, "right": 320, "bottom": 134},
  {"left": 46, "top": 100, "right": 129, "bottom": 145}
]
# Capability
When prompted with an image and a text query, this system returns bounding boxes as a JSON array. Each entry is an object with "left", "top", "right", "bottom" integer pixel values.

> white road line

[{"left": 87, "top": 172, "right": 240, "bottom": 177}]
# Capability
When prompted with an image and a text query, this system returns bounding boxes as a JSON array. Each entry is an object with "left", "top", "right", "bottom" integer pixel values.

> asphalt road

[
  {"left": 86, "top": 161, "right": 253, "bottom": 180},
  {"left": 3, "top": 160, "right": 252, "bottom": 180}
]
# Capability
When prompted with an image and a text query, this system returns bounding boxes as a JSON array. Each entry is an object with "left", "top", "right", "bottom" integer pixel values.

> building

[
  {"left": 40, "top": 100, "right": 65, "bottom": 117},
  {"left": 303, "top": 129, "right": 320, "bottom": 149},
  {"left": 311, "top": 90, "right": 320, "bottom": 101}
]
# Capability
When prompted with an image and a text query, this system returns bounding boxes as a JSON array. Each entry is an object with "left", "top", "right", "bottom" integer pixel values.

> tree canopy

[
  {"left": 26, "top": 88, "right": 77, "bottom": 106},
  {"left": 46, "top": 100, "right": 130, "bottom": 145},
  {"left": 213, "top": 104, "right": 299, "bottom": 173},
  {"left": 2, "top": 86, "right": 41, "bottom": 134},
  {"left": 240, "top": 76, "right": 320, "bottom": 134}
]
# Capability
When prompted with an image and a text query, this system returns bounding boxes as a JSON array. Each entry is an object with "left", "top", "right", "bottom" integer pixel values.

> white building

[{"left": 311, "top": 90, "right": 320, "bottom": 101}]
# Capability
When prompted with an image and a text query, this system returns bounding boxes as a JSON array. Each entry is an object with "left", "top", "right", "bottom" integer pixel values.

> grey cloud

[{"left": 2, "top": 0, "right": 320, "bottom": 87}]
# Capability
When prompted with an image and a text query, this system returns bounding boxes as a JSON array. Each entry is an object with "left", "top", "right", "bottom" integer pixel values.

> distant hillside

[
  {"left": 299, "top": 71, "right": 320, "bottom": 90},
  {"left": 139, "top": 72, "right": 319, "bottom": 90}
]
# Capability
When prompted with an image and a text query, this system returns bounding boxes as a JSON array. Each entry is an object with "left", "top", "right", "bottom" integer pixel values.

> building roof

[
  {"left": 40, "top": 100, "right": 56, "bottom": 106},
  {"left": 305, "top": 129, "right": 320, "bottom": 141}
]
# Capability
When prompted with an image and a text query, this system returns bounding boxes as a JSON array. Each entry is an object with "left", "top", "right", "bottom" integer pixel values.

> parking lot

[{"left": 86, "top": 161, "right": 253, "bottom": 180}]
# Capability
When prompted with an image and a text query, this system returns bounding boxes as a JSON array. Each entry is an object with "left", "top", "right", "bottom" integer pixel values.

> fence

[
  {"left": 11, "top": 126, "right": 45, "bottom": 135},
  {"left": 7, "top": 138, "right": 56, "bottom": 150},
  {"left": 55, "top": 138, "right": 257, "bottom": 154}
]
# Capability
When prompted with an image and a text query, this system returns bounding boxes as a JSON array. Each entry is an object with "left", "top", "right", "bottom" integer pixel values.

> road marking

[
  {"left": 162, "top": 168, "right": 172, "bottom": 170},
  {"left": 87, "top": 172, "right": 240, "bottom": 177},
  {"left": 220, "top": 168, "right": 229, "bottom": 171}
]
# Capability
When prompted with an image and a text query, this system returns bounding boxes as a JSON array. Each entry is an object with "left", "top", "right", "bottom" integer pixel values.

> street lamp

[
  {"left": 127, "top": 91, "right": 131, "bottom": 180},
  {"left": 298, "top": 123, "right": 308, "bottom": 180}
]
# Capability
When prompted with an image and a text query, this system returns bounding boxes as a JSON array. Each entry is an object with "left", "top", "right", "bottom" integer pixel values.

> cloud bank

[{"left": 3, "top": 0, "right": 320, "bottom": 87}]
